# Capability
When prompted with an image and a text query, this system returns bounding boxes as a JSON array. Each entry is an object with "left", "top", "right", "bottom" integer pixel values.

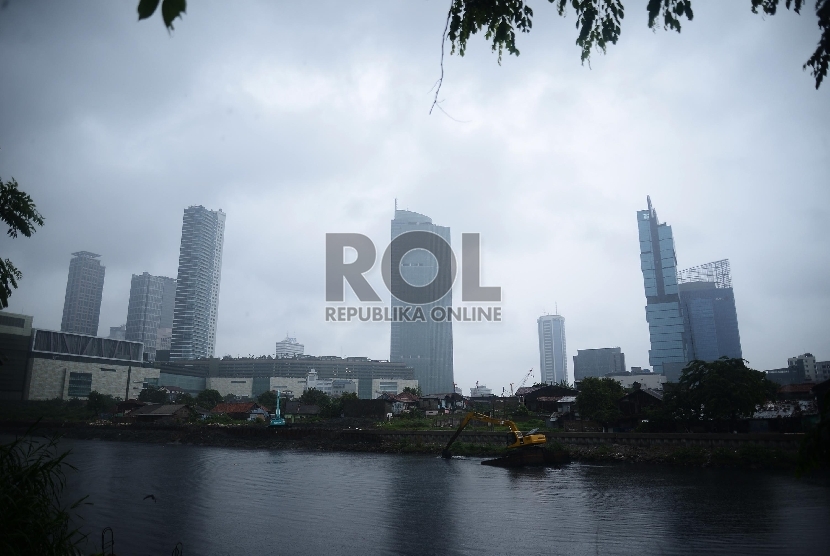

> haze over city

[{"left": 1, "top": 1, "right": 827, "bottom": 394}]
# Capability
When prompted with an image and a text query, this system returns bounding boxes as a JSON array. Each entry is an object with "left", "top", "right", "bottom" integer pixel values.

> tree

[
  {"left": 138, "top": 1, "right": 829, "bottom": 90},
  {"left": 138, "top": 385, "right": 169, "bottom": 404},
  {"left": 402, "top": 386, "right": 423, "bottom": 397},
  {"left": 664, "top": 357, "right": 778, "bottom": 426},
  {"left": 576, "top": 377, "right": 625, "bottom": 426},
  {"left": 0, "top": 434, "right": 89, "bottom": 555},
  {"left": 175, "top": 392, "right": 195, "bottom": 405},
  {"left": 0, "top": 177, "right": 45, "bottom": 308},
  {"left": 195, "top": 388, "right": 223, "bottom": 409},
  {"left": 299, "top": 388, "right": 331, "bottom": 408},
  {"left": 257, "top": 390, "right": 277, "bottom": 410},
  {"left": 797, "top": 391, "right": 830, "bottom": 475},
  {"left": 86, "top": 391, "right": 116, "bottom": 416},
  {"left": 445, "top": 0, "right": 829, "bottom": 89}
]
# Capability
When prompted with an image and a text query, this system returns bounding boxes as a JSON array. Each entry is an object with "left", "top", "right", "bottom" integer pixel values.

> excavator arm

[{"left": 441, "top": 412, "right": 546, "bottom": 458}]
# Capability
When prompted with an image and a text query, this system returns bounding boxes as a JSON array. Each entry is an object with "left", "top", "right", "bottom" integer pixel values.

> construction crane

[
  {"left": 508, "top": 369, "right": 535, "bottom": 396},
  {"left": 268, "top": 390, "right": 285, "bottom": 427},
  {"left": 441, "top": 412, "right": 550, "bottom": 467}
]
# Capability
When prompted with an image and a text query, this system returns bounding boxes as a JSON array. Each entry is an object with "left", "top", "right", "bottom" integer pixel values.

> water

[{"left": 51, "top": 439, "right": 830, "bottom": 556}]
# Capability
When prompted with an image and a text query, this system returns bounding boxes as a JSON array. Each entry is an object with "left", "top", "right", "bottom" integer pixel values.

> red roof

[
  {"left": 779, "top": 383, "right": 816, "bottom": 394},
  {"left": 211, "top": 402, "right": 259, "bottom": 414}
]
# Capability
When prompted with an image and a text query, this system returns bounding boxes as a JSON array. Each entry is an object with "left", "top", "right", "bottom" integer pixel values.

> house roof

[
  {"left": 753, "top": 400, "right": 818, "bottom": 419},
  {"left": 285, "top": 401, "right": 321, "bottom": 415},
  {"left": 130, "top": 404, "right": 189, "bottom": 416},
  {"left": 779, "top": 383, "right": 816, "bottom": 394},
  {"left": 211, "top": 402, "right": 260, "bottom": 414}
]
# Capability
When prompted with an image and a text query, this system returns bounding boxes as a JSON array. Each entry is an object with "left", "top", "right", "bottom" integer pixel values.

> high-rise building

[
  {"left": 677, "top": 259, "right": 742, "bottom": 362},
  {"left": 390, "top": 209, "right": 454, "bottom": 395},
  {"left": 125, "top": 272, "right": 176, "bottom": 361},
  {"left": 60, "top": 251, "right": 105, "bottom": 336},
  {"left": 275, "top": 335, "right": 304, "bottom": 358},
  {"left": 108, "top": 325, "right": 126, "bottom": 340},
  {"left": 538, "top": 314, "right": 567, "bottom": 384},
  {"left": 170, "top": 206, "right": 226, "bottom": 360},
  {"left": 789, "top": 353, "right": 817, "bottom": 382},
  {"left": 637, "top": 197, "right": 687, "bottom": 381},
  {"left": 573, "top": 347, "right": 626, "bottom": 380}
]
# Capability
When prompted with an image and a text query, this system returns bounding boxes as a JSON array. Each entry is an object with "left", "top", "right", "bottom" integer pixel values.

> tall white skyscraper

[
  {"left": 170, "top": 206, "right": 226, "bottom": 360},
  {"left": 538, "top": 314, "right": 567, "bottom": 384}
]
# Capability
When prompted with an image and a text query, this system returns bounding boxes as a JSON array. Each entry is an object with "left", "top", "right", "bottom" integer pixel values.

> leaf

[
  {"left": 161, "top": 0, "right": 186, "bottom": 30},
  {"left": 137, "top": 0, "right": 160, "bottom": 21}
]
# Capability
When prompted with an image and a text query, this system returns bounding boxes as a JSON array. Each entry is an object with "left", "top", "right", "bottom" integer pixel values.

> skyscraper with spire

[
  {"left": 637, "top": 196, "right": 688, "bottom": 381},
  {"left": 390, "top": 209, "right": 454, "bottom": 395}
]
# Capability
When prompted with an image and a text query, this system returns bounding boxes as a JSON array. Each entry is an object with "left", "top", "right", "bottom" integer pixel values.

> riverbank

[{"left": 0, "top": 420, "right": 805, "bottom": 470}]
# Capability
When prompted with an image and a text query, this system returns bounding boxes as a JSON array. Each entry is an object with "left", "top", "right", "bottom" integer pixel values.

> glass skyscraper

[
  {"left": 538, "top": 314, "right": 567, "bottom": 384},
  {"left": 60, "top": 251, "right": 105, "bottom": 336},
  {"left": 125, "top": 272, "right": 176, "bottom": 361},
  {"left": 637, "top": 197, "right": 688, "bottom": 381},
  {"left": 677, "top": 259, "right": 742, "bottom": 362},
  {"left": 170, "top": 206, "right": 226, "bottom": 360},
  {"left": 390, "top": 209, "right": 454, "bottom": 395}
]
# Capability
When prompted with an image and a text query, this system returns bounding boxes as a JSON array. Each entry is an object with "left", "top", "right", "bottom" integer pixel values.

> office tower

[
  {"left": 125, "top": 272, "right": 176, "bottom": 361},
  {"left": 60, "top": 251, "right": 105, "bottom": 336},
  {"left": 637, "top": 197, "right": 687, "bottom": 381},
  {"left": 538, "top": 314, "right": 567, "bottom": 384},
  {"left": 108, "top": 325, "right": 126, "bottom": 340},
  {"left": 275, "top": 335, "right": 304, "bottom": 358},
  {"left": 573, "top": 347, "right": 626, "bottom": 380},
  {"left": 677, "top": 259, "right": 742, "bottom": 362},
  {"left": 788, "top": 353, "right": 817, "bottom": 382},
  {"left": 390, "top": 209, "right": 454, "bottom": 395},
  {"left": 170, "top": 206, "right": 226, "bottom": 360}
]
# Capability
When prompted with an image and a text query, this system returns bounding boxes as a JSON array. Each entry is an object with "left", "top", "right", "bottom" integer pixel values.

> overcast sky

[{"left": 1, "top": 1, "right": 827, "bottom": 393}]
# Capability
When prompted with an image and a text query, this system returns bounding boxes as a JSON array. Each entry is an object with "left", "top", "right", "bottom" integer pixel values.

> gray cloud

[{"left": 1, "top": 1, "right": 827, "bottom": 392}]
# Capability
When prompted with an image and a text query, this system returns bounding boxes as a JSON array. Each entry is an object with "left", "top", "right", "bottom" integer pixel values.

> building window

[
  {"left": 100, "top": 367, "right": 116, "bottom": 372},
  {"left": 231, "top": 380, "right": 246, "bottom": 384},
  {"left": 68, "top": 372, "right": 93, "bottom": 398},
  {"left": 0, "top": 315, "right": 25, "bottom": 328}
]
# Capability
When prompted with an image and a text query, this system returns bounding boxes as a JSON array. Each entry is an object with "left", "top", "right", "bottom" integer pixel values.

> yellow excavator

[{"left": 441, "top": 412, "right": 549, "bottom": 466}]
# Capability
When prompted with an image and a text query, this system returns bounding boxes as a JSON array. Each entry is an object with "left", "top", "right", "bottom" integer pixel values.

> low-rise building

[
  {"left": 26, "top": 328, "right": 158, "bottom": 400},
  {"left": 211, "top": 401, "right": 266, "bottom": 420},
  {"left": 605, "top": 370, "right": 666, "bottom": 391},
  {"left": 129, "top": 404, "right": 194, "bottom": 424}
]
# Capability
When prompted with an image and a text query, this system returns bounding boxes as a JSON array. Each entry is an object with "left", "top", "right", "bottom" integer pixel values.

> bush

[{"left": 0, "top": 432, "right": 89, "bottom": 555}]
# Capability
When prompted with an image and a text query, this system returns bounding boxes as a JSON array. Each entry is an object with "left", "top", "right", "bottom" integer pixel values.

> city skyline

[{"left": 1, "top": 2, "right": 827, "bottom": 394}]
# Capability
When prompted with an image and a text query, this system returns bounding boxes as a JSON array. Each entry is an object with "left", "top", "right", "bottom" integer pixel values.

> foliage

[
  {"left": 513, "top": 403, "right": 530, "bottom": 417},
  {"left": 196, "top": 389, "right": 223, "bottom": 409},
  {"left": 0, "top": 399, "right": 91, "bottom": 423},
  {"left": 576, "top": 377, "right": 624, "bottom": 425},
  {"left": 402, "top": 386, "right": 423, "bottom": 397},
  {"left": 86, "top": 391, "right": 116, "bottom": 416},
  {"left": 257, "top": 390, "right": 277, "bottom": 409},
  {"left": 0, "top": 433, "right": 89, "bottom": 555},
  {"left": 442, "top": 0, "right": 829, "bottom": 88},
  {"left": 0, "top": 177, "right": 45, "bottom": 308},
  {"left": 175, "top": 392, "right": 194, "bottom": 406},
  {"left": 222, "top": 393, "right": 238, "bottom": 403},
  {"left": 137, "top": 0, "right": 187, "bottom": 30},
  {"left": 137, "top": 385, "right": 169, "bottom": 404},
  {"left": 664, "top": 358, "right": 778, "bottom": 423},
  {"left": 797, "top": 391, "right": 830, "bottom": 476},
  {"left": 299, "top": 387, "right": 330, "bottom": 407}
]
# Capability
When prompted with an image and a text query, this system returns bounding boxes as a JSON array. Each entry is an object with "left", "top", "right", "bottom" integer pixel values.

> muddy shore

[{"left": 0, "top": 420, "right": 804, "bottom": 470}]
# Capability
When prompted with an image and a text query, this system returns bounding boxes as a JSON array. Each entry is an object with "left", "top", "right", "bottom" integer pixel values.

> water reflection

[{"left": 55, "top": 440, "right": 830, "bottom": 556}]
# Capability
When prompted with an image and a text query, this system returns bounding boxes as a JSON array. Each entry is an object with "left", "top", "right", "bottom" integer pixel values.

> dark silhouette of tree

[
  {"left": 576, "top": 376, "right": 624, "bottom": 426},
  {"left": 87, "top": 391, "right": 116, "bottom": 416},
  {"left": 138, "top": 385, "right": 169, "bottom": 404},
  {"left": 196, "top": 388, "right": 223, "bottom": 409},
  {"left": 0, "top": 177, "right": 44, "bottom": 308},
  {"left": 664, "top": 357, "right": 778, "bottom": 426}
]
